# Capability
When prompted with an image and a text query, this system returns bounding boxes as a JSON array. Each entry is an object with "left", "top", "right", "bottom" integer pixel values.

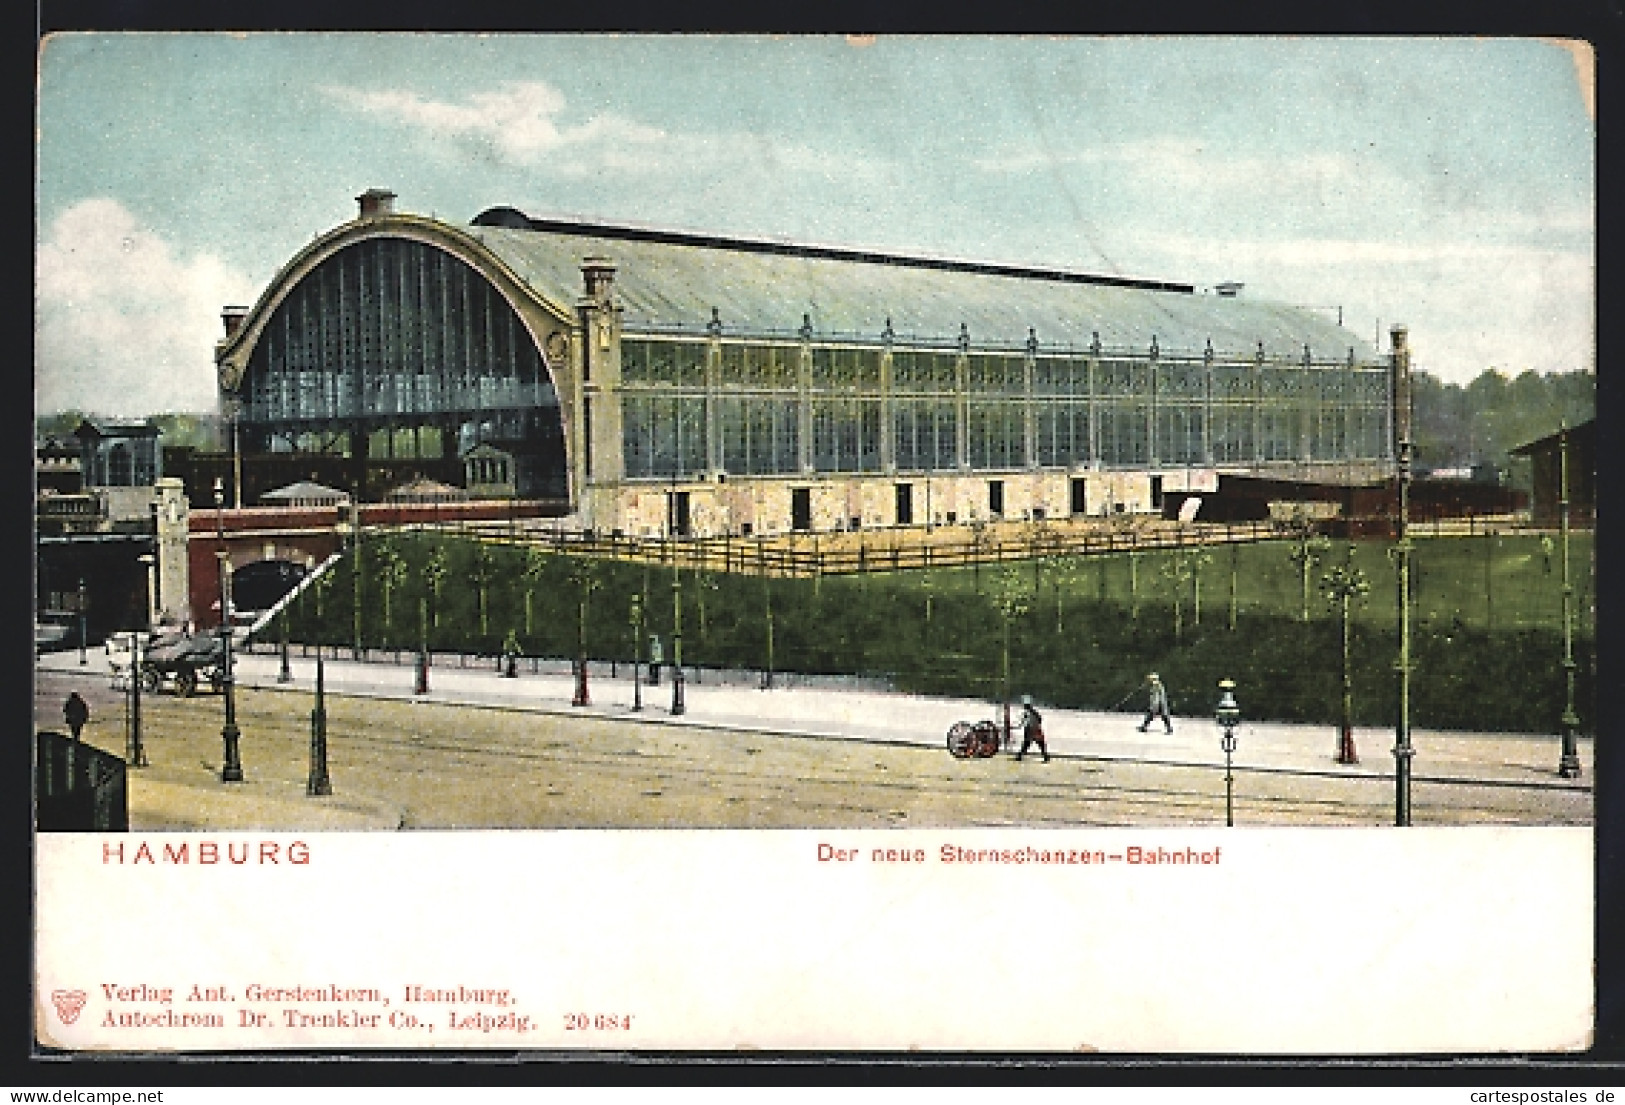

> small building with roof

[
  {"left": 1509, "top": 419, "right": 1595, "bottom": 526},
  {"left": 259, "top": 480, "right": 351, "bottom": 508}
]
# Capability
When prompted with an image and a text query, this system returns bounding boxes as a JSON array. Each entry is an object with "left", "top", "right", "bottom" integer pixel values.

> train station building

[{"left": 212, "top": 188, "right": 1398, "bottom": 538}]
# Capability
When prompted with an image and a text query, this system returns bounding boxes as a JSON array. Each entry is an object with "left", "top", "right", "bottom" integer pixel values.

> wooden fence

[{"left": 425, "top": 518, "right": 1299, "bottom": 578}]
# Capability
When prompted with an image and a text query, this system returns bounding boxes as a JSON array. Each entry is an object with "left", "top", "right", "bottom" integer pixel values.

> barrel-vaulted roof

[{"left": 465, "top": 208, "right": 1377, "bottom": 363}]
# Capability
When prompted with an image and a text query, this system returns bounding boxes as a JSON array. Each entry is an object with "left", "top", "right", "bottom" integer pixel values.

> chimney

[
  {"left": 357, "top": 188, "right": 398, "bottom": 220},
  {"left": 581, "top": 256, "right": 616, "bottom": 302},
  {"left": 221, "top": 307, "right": 249, "bottom": 339},
  {"left": 1390, "top": 325, "right": 1412, "bottom": 448}
]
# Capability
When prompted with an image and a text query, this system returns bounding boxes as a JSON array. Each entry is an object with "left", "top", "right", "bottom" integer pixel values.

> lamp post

[
  {"left": 1319, "top": 545, "right": 1369, "bottom": 765},
  {"left": 1390, "top": 327, "right": 1414, "bottom": 827},
  {"left": 671, "top": 562, "right": 685, "bottom": 715},
  {"left": 629, "top": 593, "right": 643, "bottom": 711},
  {"left": 125, "top": 629, "right": 147, "bottom": 768},
  {"left": 76, "top": 577, "right": 88, "bottom": 665},
  {"left": 310, "top": 565, "right": 331, "bottom": 793},
  {"left": 142, "top": 552, "right": 158, "bottom": 631},
  {"left": 571, "top": 560, "right": 596, "bottom": 707},
  {"left": 217, "top": 551, "right": 243, "bottom": 783},
  {"left": 995, "top": 569, "right": 1030, "bottom": 750},
  {"left": 761, "top": 574, "right": 775, "bottom": 691},
  {"left": 277, "top": 563, "right": 294, "bottom": 683},
  {"left": 308, "top": 623, "right": 331, "bottom": 796},
  {"left": 348, "top": 492, "right": 363, "bottom": 661},
  {"left": 1215, "top": 679, "right": 1240, "bottom": 827},
  {"left": 415, "top": 594, "right": 430, "bottom": 695},
  {"left": 1557, "top": 424, "right": 1582, "bottom": 778}
]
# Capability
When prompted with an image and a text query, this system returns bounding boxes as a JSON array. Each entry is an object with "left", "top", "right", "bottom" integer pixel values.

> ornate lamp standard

[
  {"left": 348, "top": 491, "right": 364, "bottom": 661},
  {"left": 1319, "top": 545, "right": 1370, "bottom": 765},
  {"left": 1215, "top": 679, "right": 1240, "bottom": 827},
  {"left": 761, "top": 574, "right": 775, "bottom": 691},
  {"left": 571, "top": 559, "right": 597, "bottom": 707},
  {"left": 125, "top": 628, "right": 147, "bottom": 769},
  {"left": 76, "top": 577, "right": 87, "bottom": 665},
  {"left": 420, "top": 546, "right": 447, "bottom": 696},
  {"left": 309, "top": 566, "right": 333, "bottom": 795},
  {"left": 277, "top": 568, "right": 294, "bottom": 684},
  {"left": 629, "top": 593, "right": 643, "bottom": 712},
  {"left": 1557, "top": 424, "right": 1583, "bottom": 778},
  {"left": 1389, "top": 326, "right": 1415, "bottom": 826},
  {"left": 217, "top": 550, "right": 243, "bottom": 783},
  {"left": 670, "top": 562, "right": 685, "bottom": 715},
  {"left": 995, "top": 569, "right": 1030, "bottom": 750}
]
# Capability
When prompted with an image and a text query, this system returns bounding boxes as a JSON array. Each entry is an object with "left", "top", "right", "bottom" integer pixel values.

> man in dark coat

[
  {"left": 1015, "top": 695, "right": 1050, "bottom": 762},
  {"left": 63, "top": 692, "right": 89, "bottom": 741}
]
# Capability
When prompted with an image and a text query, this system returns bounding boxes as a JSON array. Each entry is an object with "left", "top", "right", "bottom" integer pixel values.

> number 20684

[{"left": 564, "top": 1013, "right": 635, "bottom": 1031}]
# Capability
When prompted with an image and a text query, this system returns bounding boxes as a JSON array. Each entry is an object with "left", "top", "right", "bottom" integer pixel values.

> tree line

[{"left": 1410, "top": 367, "right": 1594, "bottom": 482}]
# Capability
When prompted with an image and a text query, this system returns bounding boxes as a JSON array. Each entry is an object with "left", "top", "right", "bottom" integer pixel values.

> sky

[{"left": 35, "top": 34, "right": 1596, "bottom": 418}]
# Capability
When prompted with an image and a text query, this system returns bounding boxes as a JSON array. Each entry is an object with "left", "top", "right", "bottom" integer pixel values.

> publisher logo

[{"left": 51, "top": 989, "right": 87, "bottom": 1025}]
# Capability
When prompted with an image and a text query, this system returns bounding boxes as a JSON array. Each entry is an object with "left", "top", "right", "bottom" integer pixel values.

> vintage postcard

[{"left": 32, "top": 34, "right": 1596, "bottom": 1055}]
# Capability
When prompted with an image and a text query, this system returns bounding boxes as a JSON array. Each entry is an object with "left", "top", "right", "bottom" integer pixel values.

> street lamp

[
  {"left": 1319, "top": 545, "right": 1370, "bottom": 765},
  {"left": 217, "top": 551, "right": 243, "bottom": 783},
  {"left": 125, "top": 629, "right": 147, "bottom": 768},
  {"left": 348, "top": 492, "right": 363, "bottom": 662},
  {"left": 141, "top": 552, "right": 158, "bottom": 631},
  {"left": 571, "top": 560, "right": 596, "bottom": 707},
  {"left": 1557, "top": 424, "right": 1583, "bottom": 779},
  {"left": 629, "top": 593, "right": 643, "bottom": 711},
  {"left": 1390, "top": 327, "right": 1415, "bottom": 827},
  {"left": 995, "top": 569, "right": 1030, "bottom": 750},
  {"left": 671, "top": 562, "right": 685, "bottom": 715},
  {"left": 76, "top": 578, "right": 87, "bottom": 665},
  {"left": 308, "top": 563, "right": 332, "bottom": 795},
  {"left": 1215, "top": 679, "right": 1240, "bottom": 827},
  {"left": 761, "top": 574, "right": 774, "bottom": 691},
  {"left": 308, "top": 626, "right": 331, "bottom": 796}
]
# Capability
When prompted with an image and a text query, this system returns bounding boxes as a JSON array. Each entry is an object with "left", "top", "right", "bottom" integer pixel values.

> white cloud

[
  {"left": 320, "top": 79, "right": 893, "bottom": 187},
  {"left": 36, "top": 198, "right": 257, "bottom": 417},
  {"left": 321, "top": 80, "right": 669, "bottom": 166}
]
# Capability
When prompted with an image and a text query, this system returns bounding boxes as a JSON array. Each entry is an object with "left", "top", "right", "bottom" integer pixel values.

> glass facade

[
  {"left": 235, "top": 238, "right": 566, "bottom": 493},
  {"left": 619, "top": 335, "right": 1391, "bottom": 481}
]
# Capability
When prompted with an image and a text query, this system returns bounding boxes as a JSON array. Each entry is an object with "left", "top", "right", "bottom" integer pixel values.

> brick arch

[{"left": 189, "top": 530, "right": 341, "bottom": 629}]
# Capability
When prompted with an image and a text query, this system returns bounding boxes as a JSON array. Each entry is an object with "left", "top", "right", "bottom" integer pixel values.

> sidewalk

[{"left": 41, "top": 647, "right": 1584, "bottom": 791}]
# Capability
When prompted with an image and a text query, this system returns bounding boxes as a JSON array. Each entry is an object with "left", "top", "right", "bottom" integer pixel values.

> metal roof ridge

[{"left": 471, "top": 207, "right": 1197, "bottom": 296}]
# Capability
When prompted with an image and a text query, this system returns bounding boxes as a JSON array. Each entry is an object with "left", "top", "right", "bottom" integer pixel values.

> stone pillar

[
  {"left": 153, "top": 478, "right": 190, "bottom": 625},
  {"left": 1202, "top": 339, "right": 1215, "bottom": 466},
  {"left": 797, "top": 317, "right": 814, "bottom": 475},
  {"left": 879, "top": 319, "right": 896, "bottom": 475},
  {"left": 955, "top": 323, "right": 970, "bottom": 472},
  {"left": 1147, "top": 335, "right": 1160, "bottom": 468},
  {"left": 576, "top": 257, "right": 625, "bottom": 529},
  {"left": 1023, "top": 328, "right": 1038, "bottom": 471},
  {"left": 706, "top": 311, "right": 725, "bottom": 478},
  {"left": 1253, "top": 341, "right": 1266, "bottom": 467},
  {"left": 1087, "top": 332, "right": 1101, "bottom": 471}
]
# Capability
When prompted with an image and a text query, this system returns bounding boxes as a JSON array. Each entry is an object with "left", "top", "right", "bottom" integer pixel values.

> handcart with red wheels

[{"left": 946, "top": 719, "right": 1003, "bottom": 759}]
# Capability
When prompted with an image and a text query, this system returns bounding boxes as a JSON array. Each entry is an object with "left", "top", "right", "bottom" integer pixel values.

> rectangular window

[{"left": 988, "top": 480, "right": 1004, "bottom": 517}]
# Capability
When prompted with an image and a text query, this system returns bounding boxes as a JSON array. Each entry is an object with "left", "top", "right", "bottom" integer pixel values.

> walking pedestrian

[
  {"left": 1137, "top": 672, "right": 1173, "bottom": 734},
  {"left": 63, "top": 691, "right": 89, "bottom": 741},
  {"left": 1015, "top": 695, "right": 1050, "bottom": 762}
]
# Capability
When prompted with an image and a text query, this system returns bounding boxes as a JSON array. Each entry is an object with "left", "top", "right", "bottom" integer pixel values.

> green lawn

[{"left": 277, "top": 530, "right": 1595, "bottom": 734}]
